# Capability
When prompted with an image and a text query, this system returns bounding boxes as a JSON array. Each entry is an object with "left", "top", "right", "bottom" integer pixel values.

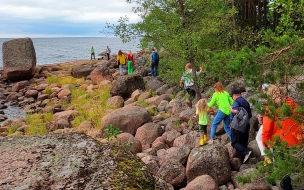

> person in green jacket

[
  {"left": 207, "top": 82, "right": 234, "bottom": 143},
  {"left": 90, "top": 46, "right": 95, "bottom": 60}
]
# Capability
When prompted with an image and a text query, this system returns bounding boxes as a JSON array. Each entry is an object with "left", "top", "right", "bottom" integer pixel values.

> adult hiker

[
  {"left": 106, "top": 46, "right": 111, "bottom": 60},
  {"left": 207, "top": 82, "right": 234, "bottom": 144},
  {"left": 150, "top": 48, "right": 159, "bottom": 77},
  {"left": 90, "top": 46, "right": 95, "bottom": 60}
]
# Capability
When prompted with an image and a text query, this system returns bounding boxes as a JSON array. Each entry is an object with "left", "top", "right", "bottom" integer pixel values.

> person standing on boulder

[
  {"left": 180, "top": 63, "right": 203, "bottom": 108},
  {"left": 116, "top": 50, "right": 126, "bottom": 76},
  {"left": 150, "top": 48, "right": 159, "bottom": 77},
  {"left": 229, "top": 87, "right": 252, "bottom": 163},
  {"left": 207, "top": 82, "right": 234, "bottom": 143},
  {"left": 106, "top": 46, "right": 111, "bottom": 60},
  {"left": 126, "top": 50, "right": 134, "bottom": 74},
  {"left": 90, "top": 46, "right": 95, "bottom": 60}
]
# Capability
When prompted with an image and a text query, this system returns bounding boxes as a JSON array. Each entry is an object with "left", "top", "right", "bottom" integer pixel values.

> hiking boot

[
  {"left": 199, "top": 137, "right": 205, "bottom": 146},
  {"left": 243, "top": 151, "right": 252, "bottom": 164},
  {"left": 263, "top": 156, "right": 272, "bottom": 166}
]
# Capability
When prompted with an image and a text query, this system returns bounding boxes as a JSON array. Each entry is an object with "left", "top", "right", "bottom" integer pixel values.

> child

[
  {"left": 193, "top": 99, "right": 211, "bottom": 146},
  {"left": 180, "top": 63, "right": 203, "bottom": 108},
  {"left": 126, "top": 50, "right": 134, "bottom": 74}
]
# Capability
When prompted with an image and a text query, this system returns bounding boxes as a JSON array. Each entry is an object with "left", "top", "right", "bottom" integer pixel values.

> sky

[{"left": 0, "top": 0, "right": 140, "bottom": 38}]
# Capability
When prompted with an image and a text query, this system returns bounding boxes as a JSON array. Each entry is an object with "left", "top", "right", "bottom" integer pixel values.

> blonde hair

[
  {"left": 214, "top": 82, "right": 224, "bottom": 93},
  {"left": 196, "top": 99, "right": 208, "bottom": 114},
  {"left": 266, "top": 84, "right": 286, "bottom": 103}
]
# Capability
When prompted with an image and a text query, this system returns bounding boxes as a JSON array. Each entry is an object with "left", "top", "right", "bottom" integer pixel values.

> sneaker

[
  {"left": 243, "top": 151, "right": 252, "bottom": 163},
  {"left": 263, "top": 156, "right": 272, "bottom": 166},
  {"left": 199, "top": 137, "right": 205, "bottom": 146},
  {"left": 207, "top": 139, "right": 214, "bottom": 144}
]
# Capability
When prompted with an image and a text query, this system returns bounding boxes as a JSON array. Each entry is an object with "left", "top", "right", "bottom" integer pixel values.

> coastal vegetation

[{"left": 105, "top": 0, "right": 304, "bottom": 187}]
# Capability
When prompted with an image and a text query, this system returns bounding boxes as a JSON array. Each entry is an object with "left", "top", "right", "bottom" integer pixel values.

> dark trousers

[
  {"left": 151, "top": 62, "right": 159, "bottom": 76},
  {"left": 107, "top": 53, "right": 110, "bottom": 60},
  {"left": 91, "top": 53, "right": 95, "bottom": 60},
  {"left": 231, "top": 127, "right": 250, "bottom": 159},
  {"left": 185, "top": 87, "right": 195, "bottom": 102}
]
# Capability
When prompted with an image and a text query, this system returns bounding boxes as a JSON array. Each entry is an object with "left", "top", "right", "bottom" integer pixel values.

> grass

[{"left": 23, "top": 74, "right": 111, "bottom": 135}]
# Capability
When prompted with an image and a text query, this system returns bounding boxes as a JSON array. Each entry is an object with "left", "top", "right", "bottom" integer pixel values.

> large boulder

[
  {"left": 0, "top": 133, "right": 167, "bottom": 189},
  {"left": 110, "top": 74, "right": 145, "bottom": 98},
  {"left": 100, "top": 106, "right": 152, "bottom": 135},
  {"left": 2, "top": 38, "right": 36, "bottom": 81},
  {"left": 71, "top": 64, "right": 95, "bottom": 78},
  {"left": 90, "top": 64, "right": 114, "bottom": 84},
  {"left": 186, "top": 144, "right": 231, "bottom": 186}
]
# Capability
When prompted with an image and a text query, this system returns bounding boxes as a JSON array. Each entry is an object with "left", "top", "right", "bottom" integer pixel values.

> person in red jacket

[
  {"left": 262, "top": 84, "right": 302, "bottom": 190},
  {"left": 262, "top": 85, "right": 301, "bottom": 147}
]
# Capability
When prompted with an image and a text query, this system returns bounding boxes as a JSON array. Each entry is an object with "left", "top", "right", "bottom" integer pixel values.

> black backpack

[{"left": 230, "top": 99, "right": 250, "bottom": 133}]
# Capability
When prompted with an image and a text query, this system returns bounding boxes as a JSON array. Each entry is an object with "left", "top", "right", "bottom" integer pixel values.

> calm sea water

[{"left": 0, "top": 37, "right": 141, "bottom": 67}]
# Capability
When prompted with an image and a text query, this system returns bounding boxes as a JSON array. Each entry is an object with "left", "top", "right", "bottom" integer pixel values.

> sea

[{"left": 0, "top": 37, "right": 141, "bottom": 68}]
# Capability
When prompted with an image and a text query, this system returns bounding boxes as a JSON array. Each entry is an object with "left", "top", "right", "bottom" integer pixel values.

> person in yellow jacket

[{"left": 116, "top": 50, "right": 127, "bottom": 76}]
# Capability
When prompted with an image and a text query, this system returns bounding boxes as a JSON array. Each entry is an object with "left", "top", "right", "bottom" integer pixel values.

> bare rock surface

[
  {"left": 0, "top": 133, "right": 161, "bottom": 189},
  {"left": 2, "top": 38, "right": 36, "bottom": 81}
]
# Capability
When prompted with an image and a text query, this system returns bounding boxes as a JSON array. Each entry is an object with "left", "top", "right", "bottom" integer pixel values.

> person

[
  {"left": 193, "top": 99, "right": 211, "bottom": 146},
  {"left": 207, "top": 82, "right": 234, "bottom": 143},
  {"left": 106, "top": 46, "right": 111, "bottom": 60},
  {"left": 90, "top": 46, "right": 95, "bottom": 60},
  {"left": 126, "top": 50, "right": 134, "bottom": 74},
  {"left": 116, "top": 50, "right": 126, "bottom": 76},
  {"left": 150, "top": 48, "right": 159, "bottom": 77},
  {"left": 180, "top": 63, "right": 203, "bottom": 108},
  {"left": 262, "top": 84, "right": 302, "bottom": 190},
  {"left": 229, "top": 87, "right": 253, "bottom": 163},
  {"left": 255, "top": 83, "right": 273, "bottom": 165}
]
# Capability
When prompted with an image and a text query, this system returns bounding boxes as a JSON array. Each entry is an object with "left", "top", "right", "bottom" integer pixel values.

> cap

[{"left": 230, "top": 87, "right": 241, "bottom": 97}]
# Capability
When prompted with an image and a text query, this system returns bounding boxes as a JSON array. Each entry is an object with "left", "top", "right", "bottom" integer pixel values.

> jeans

[
  {"left": 119, "top": 65, "right": 124, "bottom": 76},
  {"left": 210, "top": 110, "right": 231, "bottom": 140},
  {"left": 107, "top": 53, "right": 110, "bottom": 60},
  {"left": 231, "top": 127, "right": 250, "bottom": 159},
  {"left": 186, "top": 87, "right": 195, "bottom": 103},
  {"left": 151, "top": 61, "right": 159, "bottom": 76}
]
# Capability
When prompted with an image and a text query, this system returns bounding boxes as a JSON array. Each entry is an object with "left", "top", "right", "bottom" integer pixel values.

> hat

[
  {"left": 230, "top": 87, "right": 241, "bottom": 97},
  {"left": 262, "top": 83, "right": 270, "bottom": 90}
]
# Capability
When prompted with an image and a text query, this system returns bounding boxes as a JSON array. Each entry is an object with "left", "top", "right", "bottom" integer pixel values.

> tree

[{"left": 106, "top": 0, "right": 235, "bottom": 99}]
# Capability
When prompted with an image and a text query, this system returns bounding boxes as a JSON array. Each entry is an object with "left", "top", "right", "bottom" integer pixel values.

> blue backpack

[{"left": 153, "top": 52, "right": 159, "bottom": 62}]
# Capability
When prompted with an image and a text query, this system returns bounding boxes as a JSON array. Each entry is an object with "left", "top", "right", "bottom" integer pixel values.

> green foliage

[
  {"left": 136, "top": 99, "right": 149, "bottom": 107},
  {"left": 237, "top": 138, "right": 304, "bottom": 188},
  {"left": 104, "top": 124, "right": 122, "bottom": 141}
]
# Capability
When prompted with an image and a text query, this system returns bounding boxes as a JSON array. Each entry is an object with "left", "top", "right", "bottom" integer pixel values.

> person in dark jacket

[{"left": 230, "top": 87, "right": 252, "bottom": 163}]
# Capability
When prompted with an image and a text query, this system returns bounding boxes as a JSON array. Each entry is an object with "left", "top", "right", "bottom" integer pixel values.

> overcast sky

[{"left": 0, "top": 0, "right": 140, "bottom": 38}]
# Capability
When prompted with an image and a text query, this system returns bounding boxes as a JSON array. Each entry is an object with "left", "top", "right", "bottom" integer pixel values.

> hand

[{"left": 199, "top": 67, "right": 203, "bottom": 72}]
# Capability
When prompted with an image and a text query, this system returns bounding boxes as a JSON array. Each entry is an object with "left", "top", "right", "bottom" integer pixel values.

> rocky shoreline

[{"left": 0, "top": 38, "right": 303, "bottom": 189}]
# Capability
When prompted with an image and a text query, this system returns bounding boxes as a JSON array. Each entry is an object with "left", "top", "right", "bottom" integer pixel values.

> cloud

[{"left": 0, "top": 0, "right": 140, "bottom": 38}]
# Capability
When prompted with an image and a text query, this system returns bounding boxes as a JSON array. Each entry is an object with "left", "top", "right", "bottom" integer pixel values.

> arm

[
  {"left": 207, "top": 93, "right": 216, "bottom": 107},
  {"left": 262, "top": 116, "right": 275, "bottom": 147},
  {"left": 196, "top": 67, "right": 203, "bottom": 75}
]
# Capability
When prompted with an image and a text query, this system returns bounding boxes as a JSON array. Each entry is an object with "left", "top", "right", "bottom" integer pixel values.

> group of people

[
  {"left": 116, "top": 50, "right": 135, "bottom": 75},
  {"left": 180, "top": 63, "right": 302, "bottom": 189},
  {"left": 115, "top": 48, "right": 160, "bottom": 76},
  {"left": 90, "top": 46, "right": 111, "bottom": 60}
]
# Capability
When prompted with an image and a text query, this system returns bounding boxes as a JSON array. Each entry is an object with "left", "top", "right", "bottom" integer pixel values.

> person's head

[
  {"left": 92, "top": 46, "right": 94, "bottom": 48},
  {"left": 152, "top": 48, "right": 155, "bottom": 52},
  {"left": 230, "top": 87, "right": 241, "bottom": 100},
  {"left": 128, "top": 50, "right": 132, "bottom": 55},
  {"left": 185, "top": 63, "right": 192, "bottom": 70},
  {"left": 118, "top": 50, "right": 123, "bottom": 56},
  {"left": 266, "top": 84, "right": 286, "bottom": 104},
  {"left": 213, "top": 82, "right": 224, "bottom": 93},
  {"left": 196, "top": 98, "right": 208, "bottom": 113}
]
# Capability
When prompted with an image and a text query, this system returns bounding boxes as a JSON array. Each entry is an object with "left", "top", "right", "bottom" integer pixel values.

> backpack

[
  {"left": 153, "top": 52, "right": 159, "bottom": 62},
  {"left": 230, "top": 99, "right": 250, "bottom": 133}
]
